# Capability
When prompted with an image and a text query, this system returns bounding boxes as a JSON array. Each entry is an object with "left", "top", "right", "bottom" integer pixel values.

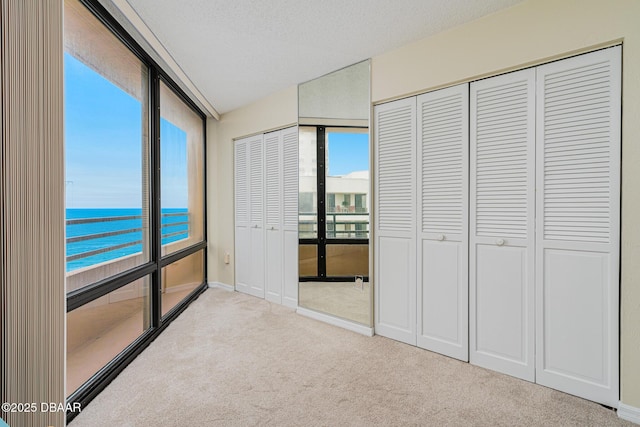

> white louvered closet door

[
  {"left": 535, "top": 47, "right": 620, "bottom": 406},
  {"left": 246, "top": 134, "right": 265, "bottom": 298},
  {"left": 234, "top": 137, "right": 251, "bottom": 292},
  {"left": 470, "top": 69, "right": 536, "bottom": 381},
  {"left": 416, "top": 84, "right": 469, "bottom": 361},
  {"left": 282, "top": 126, "right": 299, "bottom": 308},
  {"left": 265, "top": 131, "right": 283, "bottom": 304},
  {"left": 374, "top": 97, "right": 417, "bottom": 345}
]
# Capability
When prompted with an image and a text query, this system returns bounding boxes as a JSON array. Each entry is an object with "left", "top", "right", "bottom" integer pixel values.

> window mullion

[{"left": 150, "top": 68, "right": 162, "bottom": 328}]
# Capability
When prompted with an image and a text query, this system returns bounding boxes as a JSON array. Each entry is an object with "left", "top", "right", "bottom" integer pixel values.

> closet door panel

[
  {"left": 235, "top": 227, "right": 250, "bottom": 292},
  {"left": 470, "top": 69, "right": 535, "bottom": 381},
  {"left": 378, "top": 236, "right": 415, "bottom": 342},
  {"left": 420, "top": 240, "right": 465, "bottom": 357},
  {"left": 248, "top": 226, "right": 265, "bottom": 298},
  {"left": 282, "top": 127, "right": 299, "bottom": 232},
  {"left": 374, "top": 98, "right": 417, "bottom": 345},
  {"left": 474, "top": 244, "right": 529, "bottom": 374},
  {"left": 282, "top": 126, "right": 299, "bottom": 308},
  {"left": 235, "top": 138, "right": 249, "bottom": 227},
  {"left": 247, "top": 134, "right": 265, "bottom": 298},
  {"left": 234, "top": 137, "right": 250, "bottom": 293},
  {"left": 541, "top": 249, "right": 609, "bottom": 383},
  {"left": 416, "top": 84, "right": 469, "bottom": 361},
  {"left": 265, "top": 229, "right": 283, "bottom": 303},
  {"left": 283, "top": 230, "right": 298, "bottom": 308},
  {"left": 265, "top": 131, "right": 282, "bottom": 303},
  {"left": 535, "top": 46, "right": 620, "bottom": 406}
]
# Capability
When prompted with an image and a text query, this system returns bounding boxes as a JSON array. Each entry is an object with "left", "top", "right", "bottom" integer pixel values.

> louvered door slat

[
  {"left": 474, "top": 78, "right": 531, "bottom": 240},
  {"left": 234, "top": 139, "right": 248, "bottom": 226},
  {"left": 420, "top": 91, "right": 465, "bottom": 235},
  {"left": 265, "top": 132, "right": 281, "bottom": 227},
  {"left": 282, "top": 127, "right": 299, "bottom": 230},
  {"left": 249, "top": 135, "right": 264, "bottom": 224},
  {"left": 541, "top": 61, "right": 615, "bottom": 242},
  {"left": 377, "top": 104, "right": 414, "bottom": 232},
  {"left": 281, "top": 126, "right": 298, "bottom": 308},
  {"left": 535, "top": 46, "right": 621, "bottom": 407}
]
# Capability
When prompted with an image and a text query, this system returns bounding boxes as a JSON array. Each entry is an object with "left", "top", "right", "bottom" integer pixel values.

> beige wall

[
  {"left": 207, "top": 85, "right": 298, "bottom": 286},
  {"left": 207, "top": 0, "right": 640, "bottom": 408}
]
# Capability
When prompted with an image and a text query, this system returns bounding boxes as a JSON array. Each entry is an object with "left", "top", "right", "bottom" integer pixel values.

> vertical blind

[{"left": 1, "top": 1, "right": 65, "bottom": 427}]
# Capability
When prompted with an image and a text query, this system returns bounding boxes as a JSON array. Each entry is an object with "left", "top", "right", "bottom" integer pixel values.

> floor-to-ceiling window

[{"left": 64, "top": 0, "right": 206, "bottom": 418}]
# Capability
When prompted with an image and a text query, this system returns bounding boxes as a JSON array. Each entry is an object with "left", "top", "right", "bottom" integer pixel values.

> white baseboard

[
  {"left": 208, "top": 282, "right": 234, "bottom": 291},
  {"left": 296, "top": 307, "right": 374, "bottom": 337},
  {"left": 282, "top": 296, "right": 298, "bottom": 309},
  {"left": 619, "top": 402, "right": 640, "bottom": 424}
]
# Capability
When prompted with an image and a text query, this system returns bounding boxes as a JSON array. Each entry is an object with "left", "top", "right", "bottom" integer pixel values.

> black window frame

[
  {"left": 299, "top": 125, "right": 369, "bottom": 282},
  {"left": 64, "top": 0, "right": 208, "bottom": 421}
]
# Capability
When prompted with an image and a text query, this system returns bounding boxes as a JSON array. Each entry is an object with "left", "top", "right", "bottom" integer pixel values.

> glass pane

[
  {"left": 160, "top": 82, "right": 205, "bottom": 256},
  {"left": 299, "top": 126, "right": 317, "bottom": 238},
  {"left": 326, "top": 129, "right": 369, "bottom": 239},
  {"left": 64, "top": 0, "right": 150, "bottom": 293},
  {"left": 67, "top": 277, "right": 151, "bottom": 395},
  {"left": 161, "top": 250, "right": 204, "bottom": 316},
  {"left": 326, "top": 244, "right": 368, "bottom": 276},
  {"left": 299, "top": 244, "right": 318, "bottom": 277}
]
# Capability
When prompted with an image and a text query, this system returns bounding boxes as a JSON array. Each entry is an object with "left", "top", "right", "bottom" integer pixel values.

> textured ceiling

[{"left": 125, "top": 0, "right": 524, "bottom": 114}]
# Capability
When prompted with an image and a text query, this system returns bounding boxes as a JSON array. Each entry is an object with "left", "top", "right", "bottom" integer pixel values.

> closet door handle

[
  {"left": 437, "top": 234, "right": 445, "bottom": 241},
  {"left": 496, "top": 238, "right": 505, "bottom": 246}
]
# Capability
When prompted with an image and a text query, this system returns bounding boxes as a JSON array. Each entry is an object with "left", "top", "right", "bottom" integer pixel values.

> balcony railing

[
  {"left": 299, "top": 211, "right": 369, "bottom": 239},
  {"left": 66, "top": 212, "right": 189, "bottom": 267}
]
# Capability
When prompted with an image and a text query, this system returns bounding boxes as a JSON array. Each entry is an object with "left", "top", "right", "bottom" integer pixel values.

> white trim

[
  {"left": 282, "top": 297, "right": 297, "bottom": 309},
  {"left": 296, "top": 307, "right": 374, "bottom": 337},
  {"left": 619, "top": 402, "right": 640, "bottom": 424},
  {"left": 298, "top": 117, "right": 368, "bottom": 127},
  {"left": 208, "top": 281, "right": 235, "bottom": 291}
]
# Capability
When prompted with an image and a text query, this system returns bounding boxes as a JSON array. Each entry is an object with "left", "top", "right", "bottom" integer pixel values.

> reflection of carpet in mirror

[{"left": 299, "top": 281, "right": 370, "bottom": 326}]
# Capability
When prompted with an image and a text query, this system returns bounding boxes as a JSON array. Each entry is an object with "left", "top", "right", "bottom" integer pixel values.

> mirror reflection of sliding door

[
  {"left": 298, "top": 126, "right": 318, "bottom": 277},
  {"left": 325, "top": 128, "right": 369, "bottom": 278},
  {"left": 298, "top": 126, "right": 369, "bottom": 281}
]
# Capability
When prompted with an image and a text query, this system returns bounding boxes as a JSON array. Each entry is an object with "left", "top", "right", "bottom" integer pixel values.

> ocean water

[{"left": 66, "top": 208, "right": 188, "bottom": 272}]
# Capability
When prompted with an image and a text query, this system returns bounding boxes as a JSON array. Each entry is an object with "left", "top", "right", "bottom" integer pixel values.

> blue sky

[
  {"left": 326, "top": 132, "right": 369, "bottom": 176},
  {"left": 65, "top": 53, "right": 187, "bottom": 209},
  {"left": 65, "top": 52, "right": 366, "bottom": 208}
]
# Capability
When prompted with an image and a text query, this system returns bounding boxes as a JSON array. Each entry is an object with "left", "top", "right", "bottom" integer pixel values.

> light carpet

[{"left": 70, "top": 288, "right": 631, "bottom": 426}]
